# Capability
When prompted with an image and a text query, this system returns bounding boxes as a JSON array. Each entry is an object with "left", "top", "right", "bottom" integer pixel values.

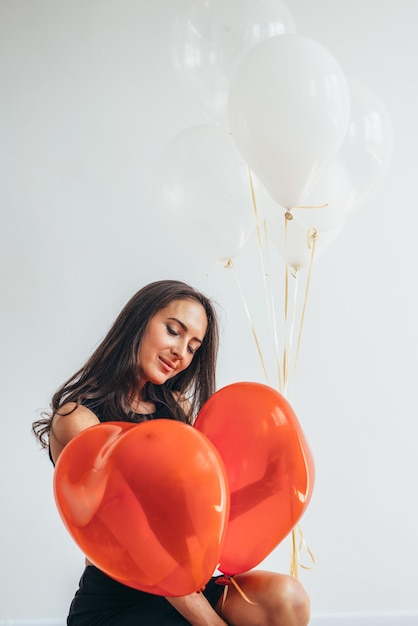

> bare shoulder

[{"left": 50, "top": 402, "right": 100, "bottom": 463}]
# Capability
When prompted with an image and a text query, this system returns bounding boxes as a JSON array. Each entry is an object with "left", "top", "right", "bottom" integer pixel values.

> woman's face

[{"left": 138, "top": 298, "right": 208, "bottom": 385}]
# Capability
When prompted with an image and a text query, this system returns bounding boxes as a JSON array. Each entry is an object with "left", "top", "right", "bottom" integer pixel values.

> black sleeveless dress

[{"left": 63, "top": 402, "right": 225, "bottom": 625}]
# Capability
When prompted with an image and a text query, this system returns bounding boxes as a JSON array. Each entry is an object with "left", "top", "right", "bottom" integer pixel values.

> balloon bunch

[
  {"left": 157, "top": 0, "right": 394, "bottom": 398},
  {"left": 54, "top": 383, "right": 314, "bottom": 596},
  {"left": 153, "top": 2, "right": 393, "bottom": 578},
  {"left": 156, "top": 0, "right": 297, "bottom": 268},
  {"left": 158, "top": 0, "right": 393, "bottom": 272}
]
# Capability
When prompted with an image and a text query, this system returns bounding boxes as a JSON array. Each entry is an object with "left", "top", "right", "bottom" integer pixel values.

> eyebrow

[{"left": 168, "top": 317, "right": 203, "bottom": 344}]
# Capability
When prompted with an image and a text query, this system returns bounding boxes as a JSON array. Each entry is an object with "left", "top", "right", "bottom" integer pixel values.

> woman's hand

[{"left": 166, "top": 592, "right": 228, "bottom": 626}]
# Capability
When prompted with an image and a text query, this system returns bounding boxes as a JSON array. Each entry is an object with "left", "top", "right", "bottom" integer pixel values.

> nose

[{"left": 171, "top": 341, "right": 186, "bottom": 360}]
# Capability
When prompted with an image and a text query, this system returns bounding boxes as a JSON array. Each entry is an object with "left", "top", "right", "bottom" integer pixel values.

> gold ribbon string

[
  {"left": 290, "top": 227, "right": 318, "bottom": 392},
  {"left": 248, "top": 168, "right": 269, "bottom": 304},
  {"left": 282, "top": 215, "right": 299, "bottom": 393},
  {"left": 248, "top": 168, "right": 283, "bottom": 390},
  {"left": 283, "top": 204, "right": 324, "bottom": 395},
  {"left": 269, "top": 284, "right": 283, "bottom": 393},
  {"left": 290, "top": 524, "right": 316, "bottom": 579},
  {"left": 284, "top": 203, "right": 328, "bottom": 224},
  {"left": 283, "top": 215, "right": 290, "bottom": 389},
  {"left": 263, "top": 217, "right": 283, "bottom": 392},
  {"left": 261, "top": 217, "right": 282, "bottom": 392},
  {"left": 283, "top": 210, "right": 320, "bottom": 578},
  {"left": 219, "top": 575, "right": 257, "bottom": 613},
  {"left": 220, "top": 584, "right": 228, "bottom": 614},
  {"left": 290, "top": 527, "right": 299, "bottom": 578},
  {"left": 225, "top": 259, "right": 270, "bottom": 383},
  {"left": 283, "top": 264, "right": 299, "bottom": 396},
  {"left": 229, "top": 576, "right": 257, "bottom": 604}
]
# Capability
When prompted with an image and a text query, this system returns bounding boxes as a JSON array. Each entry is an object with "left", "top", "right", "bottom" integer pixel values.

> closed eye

[
  {"left": 167, "top": 325, "right": 196, "bottom": 355},
  {"left": 166, "top": 318, "right": 203, "bottom": 357}
]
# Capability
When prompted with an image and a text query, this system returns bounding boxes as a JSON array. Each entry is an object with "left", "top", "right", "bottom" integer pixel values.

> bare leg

[{"left": 215, "top": 570, "right": 310, "bottom": 626}]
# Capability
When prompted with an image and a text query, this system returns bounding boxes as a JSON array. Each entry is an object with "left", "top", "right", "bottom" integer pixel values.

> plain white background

[{"left": 1, "top": 0, "right": 417, "bottom": 622}]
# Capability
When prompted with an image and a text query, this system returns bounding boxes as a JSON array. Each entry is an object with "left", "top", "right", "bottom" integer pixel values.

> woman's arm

[
  {"left": 49, "top": 402, "right": 100, "bottom": 464},
  {"left": 166, "top": 592, "right": 228, "bottom": 626}
]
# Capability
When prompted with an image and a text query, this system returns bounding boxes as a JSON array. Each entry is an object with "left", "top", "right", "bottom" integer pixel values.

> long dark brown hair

[{"left": 32, "top": 280, "right": 219, "bottom": 449}]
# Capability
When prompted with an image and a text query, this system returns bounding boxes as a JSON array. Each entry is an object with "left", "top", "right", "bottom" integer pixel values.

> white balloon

[
  {"left": 292, "top": 77, "right": 394, "bottom": 231},
  {"left": 155, "top": 124, "right": 255, "bottom": 266},
  {"left": 170, "top": 0, "right": 296, "bottom": 123},
  {"left": 336, "top": 77, "right": 394, "bottom": 212},
  {"left": 227, "top": 34, "right": 351, "bottom": 209},
  {"left": 262, "top": 200, "right": 346, "bottom": 270},
  {"left": 291, "top": 157, "right": 354, "bottom": 231}
]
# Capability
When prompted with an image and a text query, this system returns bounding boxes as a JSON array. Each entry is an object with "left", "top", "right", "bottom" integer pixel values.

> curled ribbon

[
  {"left": 215, "top": 575, "right": 257, "bottom": 612},
  {"left": 290, "top": 525, "right": 316, "bottom": 579}
]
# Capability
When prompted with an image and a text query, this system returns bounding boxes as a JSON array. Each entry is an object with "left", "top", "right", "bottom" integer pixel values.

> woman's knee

[
  {"left": 235, "top": 571, "right": 310, "bottom": 626},
  {"left": 266, "top": 574, "right": 310, "bottom": 625}
]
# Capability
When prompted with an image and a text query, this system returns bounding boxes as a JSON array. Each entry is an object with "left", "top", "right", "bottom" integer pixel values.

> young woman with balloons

[{"left": 32, "top": 279, "right": 311, "bottom": 626}]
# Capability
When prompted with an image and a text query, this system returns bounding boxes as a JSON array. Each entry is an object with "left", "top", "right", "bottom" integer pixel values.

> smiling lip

[{"left": 159, "top": 357, "right": 175, "bottom": 372}]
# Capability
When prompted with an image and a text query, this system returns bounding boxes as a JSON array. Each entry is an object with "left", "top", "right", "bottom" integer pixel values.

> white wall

[{"left": 1, "top": 0, "right": 417, "bottom": 622}]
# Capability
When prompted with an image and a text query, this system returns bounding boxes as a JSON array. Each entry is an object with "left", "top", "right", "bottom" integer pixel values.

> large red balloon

[
  {"left": 54, "top": 420, "right": 229, "bottom": 596},
  {"left": 194, "top": 382, "right": 314, "bottom": 576}
]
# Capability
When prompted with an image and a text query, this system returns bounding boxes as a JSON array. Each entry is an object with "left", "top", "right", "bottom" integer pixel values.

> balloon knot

[{"left": 215, "top": 575, "right": 258, "bottom": 605}]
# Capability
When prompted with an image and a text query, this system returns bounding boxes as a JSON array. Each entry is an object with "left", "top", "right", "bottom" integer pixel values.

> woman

[{"left": 33, "top": 280, "right": 310, "bottom": 626}]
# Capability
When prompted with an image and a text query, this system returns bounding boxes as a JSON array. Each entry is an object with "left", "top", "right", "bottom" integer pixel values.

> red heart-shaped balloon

[
  {"left": 54, "top": 419, "right": 229, "bottom": 596},
  {"left": 195, "top": 382, "right": 314, "bottom": 576}
]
